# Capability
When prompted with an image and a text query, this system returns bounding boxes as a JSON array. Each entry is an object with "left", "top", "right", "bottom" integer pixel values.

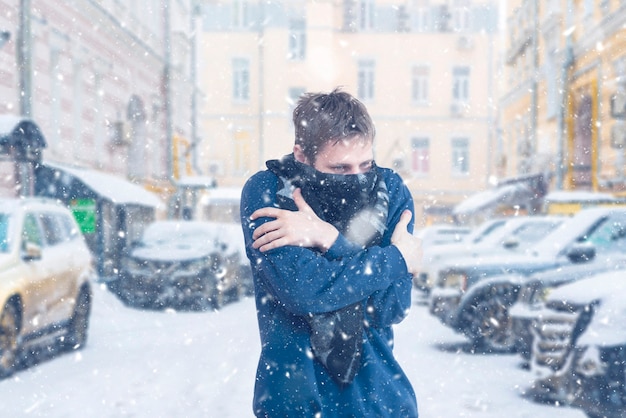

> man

[{"left": 240, "top": 88, "right": 421, "bottom": 417}]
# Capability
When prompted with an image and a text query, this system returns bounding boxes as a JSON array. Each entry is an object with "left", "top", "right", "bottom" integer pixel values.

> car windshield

[
  {"left": 505, "top": 219, "right": 563, "bottom": 250},
  {"left": 0, "top": 213, "right": 10, "bottom": 252},
  {"left": 470, "top": 219, "right": 506, "bottom": 244}
]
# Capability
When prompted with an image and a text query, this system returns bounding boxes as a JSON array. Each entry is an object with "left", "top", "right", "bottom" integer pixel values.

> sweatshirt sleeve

[{"left": 240, "top": 171, "right": 410, "bottom": 316}]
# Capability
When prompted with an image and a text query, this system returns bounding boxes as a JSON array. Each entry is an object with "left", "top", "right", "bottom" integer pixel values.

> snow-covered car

[
  {"left": 526, "top": 270, "right": 626, "bottom": 417},
  {"left": 429, "top": 207, "right": 626, "bottom": 351},
  {"left": 0, "top": 198, "right": 95, "bottom": 378},
  {"left": 415, "top": 216, "right": 564, "bottom": 295},
  {"left": 116, "top": 221, "right": 251, "bottom": 310}
]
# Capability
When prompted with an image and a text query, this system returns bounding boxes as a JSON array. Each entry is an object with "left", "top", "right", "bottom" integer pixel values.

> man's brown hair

[{"left": 293, "top": 87, "right": 375, "bottom": 163}]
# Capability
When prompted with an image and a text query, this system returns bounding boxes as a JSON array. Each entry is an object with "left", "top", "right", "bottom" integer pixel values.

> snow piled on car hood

[
  {"left": 547, "top": 270, "right": 626, "bottom": 346},
  {"left": 132, "top": 244, "right": 216, "bottom": 262},
  {"left": 131, "top": 221, "right": 245, "bottom": 262}
]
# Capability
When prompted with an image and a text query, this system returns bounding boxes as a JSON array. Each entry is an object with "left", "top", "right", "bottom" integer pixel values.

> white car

[{"left": 0, "top": 198, "right": 95, "bottom": 378}]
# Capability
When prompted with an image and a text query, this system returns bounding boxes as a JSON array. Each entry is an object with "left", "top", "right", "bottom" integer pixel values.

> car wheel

[
  {"left": 464, "top": 289, "right": 518, "bottom": 352},
  {"left": 0, "top": 301, "right": 20, "bottom": 378},
  {"left": 210, "top": 284, "right": 224, "bottom": 309},
  {"left": 201, "top": 258, "right": 223, "bottom": 310},
  {"left": 64, "top": 286, "right": 92, "bottom": 350}
]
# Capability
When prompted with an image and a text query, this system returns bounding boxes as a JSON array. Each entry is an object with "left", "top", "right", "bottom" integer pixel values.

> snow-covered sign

[{"left": 44, "top": 161, "right": 162, "bottom": 208}]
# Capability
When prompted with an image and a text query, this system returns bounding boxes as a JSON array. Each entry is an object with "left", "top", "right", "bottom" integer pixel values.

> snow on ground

[{"left": 0, "top": 285, "right": 585, "bottom": 417}]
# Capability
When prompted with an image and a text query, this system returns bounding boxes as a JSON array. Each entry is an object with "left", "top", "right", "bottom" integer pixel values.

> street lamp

[{"left": 0, "top": 31, "right": 9, "bottom": 48}]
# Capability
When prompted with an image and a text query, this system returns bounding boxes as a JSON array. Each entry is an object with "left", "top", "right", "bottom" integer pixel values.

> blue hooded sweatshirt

[{"left": 240, "top": 166, "right": 418, "bottom": 418}]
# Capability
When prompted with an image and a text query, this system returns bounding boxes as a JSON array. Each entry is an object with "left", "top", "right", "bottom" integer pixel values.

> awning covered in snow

[
  {"left": 35, "top": 162, "right": 162, "bottom": 208},
  {"left": 453, "top": 173, "right": 549, "bottom": 218},
  {"left": 453, "top": 183, "right": 534, "bottom": 216}
]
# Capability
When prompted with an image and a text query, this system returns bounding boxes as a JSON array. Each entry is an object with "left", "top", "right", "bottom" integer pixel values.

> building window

[
  {"left": 451, "top": 137, "right": 469, "bottom": 174},
  {"left": 396, "top": 5, "right": 410, "bottom": 32},
  {"left": 451, "top": 0, "right": 470, "bottom": 32},
  {"left": 547, "top": 0, "right": 561, "bottom": 14},
  {"left": 232, "top": 58, "right": 250, "bottom": 102},
  {"left": 452, "top": 66, "right": 470, "bottom": 102},
  {"left": 411, "top": 137, "right": 430, "bottom": 175},
  {"left": 583, "top": 0, "right": 594, "bottom": 18},
  {"left": 287, "top": 87, "right": 306, "bottom": 116},
  {"left": 600, "top": 0, "right": 610, "bottom": 15},
  {"left": 232, "top": 0, "right": 249, "bottom": 29},
  {"left": 358, "top": 59, "right": 375, "bottom": 101},
  {"left": 412, "top": 64, "right": 429, "bottom": 105},
  {"left": 358, "top": 0, "right": 375, "bottom": 31},
  {"left": 288, "top": 18, "right": 306, "bottom": 61},
  {"left": 415, "top": 3, "right": 430, "bottom": 32}
]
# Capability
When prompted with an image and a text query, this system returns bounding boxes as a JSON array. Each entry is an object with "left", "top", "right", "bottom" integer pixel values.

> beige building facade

[
  {"left": 0, "top": 0, "right": 199, "bottom": 202},
  {"left": 198, "top": 0, "right": 500, "bottom": 226}
]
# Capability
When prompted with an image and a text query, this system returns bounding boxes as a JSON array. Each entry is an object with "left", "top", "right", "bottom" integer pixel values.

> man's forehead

[{"left": 318, "top": 140, "right": 373, "bottom": 160}]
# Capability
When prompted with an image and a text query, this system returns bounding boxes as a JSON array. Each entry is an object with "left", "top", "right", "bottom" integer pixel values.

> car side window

[
  {"left": 473, "top": 222, "right": 505, "bottom": 244},
  {"left": 22, "top": 213, "right": 43, "bottom": 248},
  {"left": 586, "top": 214, "right": 626, "bottom": 252},
  {"left": 0, "top": 214, "right": 9, "bottom": 252},
  {"left": 38, "top": 213, "right": 69, "bottom": 246},
  {"left": 60, "top": 214, "right": 79, "bottom": 239}
]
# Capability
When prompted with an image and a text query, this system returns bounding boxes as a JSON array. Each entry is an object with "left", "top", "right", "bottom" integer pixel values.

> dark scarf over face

[
  {"left": 266, "top": 153, "right": 389, "bottom": 386},
  {"left": 266, "top": 153, "right": 389, "bottom": 249}
]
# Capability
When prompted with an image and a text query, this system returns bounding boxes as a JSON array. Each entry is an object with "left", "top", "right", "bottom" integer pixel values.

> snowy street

[{"left": 0, "top": 284, "right": 586, "bottom": 417}]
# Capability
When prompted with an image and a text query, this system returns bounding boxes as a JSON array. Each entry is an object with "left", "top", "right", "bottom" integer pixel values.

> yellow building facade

[{"left": 503, "top": 0, "right": 626, "bottom": 197}]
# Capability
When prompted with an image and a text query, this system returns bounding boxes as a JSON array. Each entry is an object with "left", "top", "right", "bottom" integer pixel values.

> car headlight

[
  {"left": 575, "top": 346, "right": 606, "bottom": 377},
  {"left": 534, "top": 286, "right": 551, "bottom": 304},
  {"left": 438, "top": 271, "right": 467, "bottom": 291}
]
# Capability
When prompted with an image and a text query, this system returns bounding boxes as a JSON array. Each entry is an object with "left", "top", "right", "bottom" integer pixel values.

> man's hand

[
  {"left": 390, "top": 210, "right": 423, "bottom": 276},
  {"left": 250, "top": 188, "right": 339, "bottom": 253}
]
